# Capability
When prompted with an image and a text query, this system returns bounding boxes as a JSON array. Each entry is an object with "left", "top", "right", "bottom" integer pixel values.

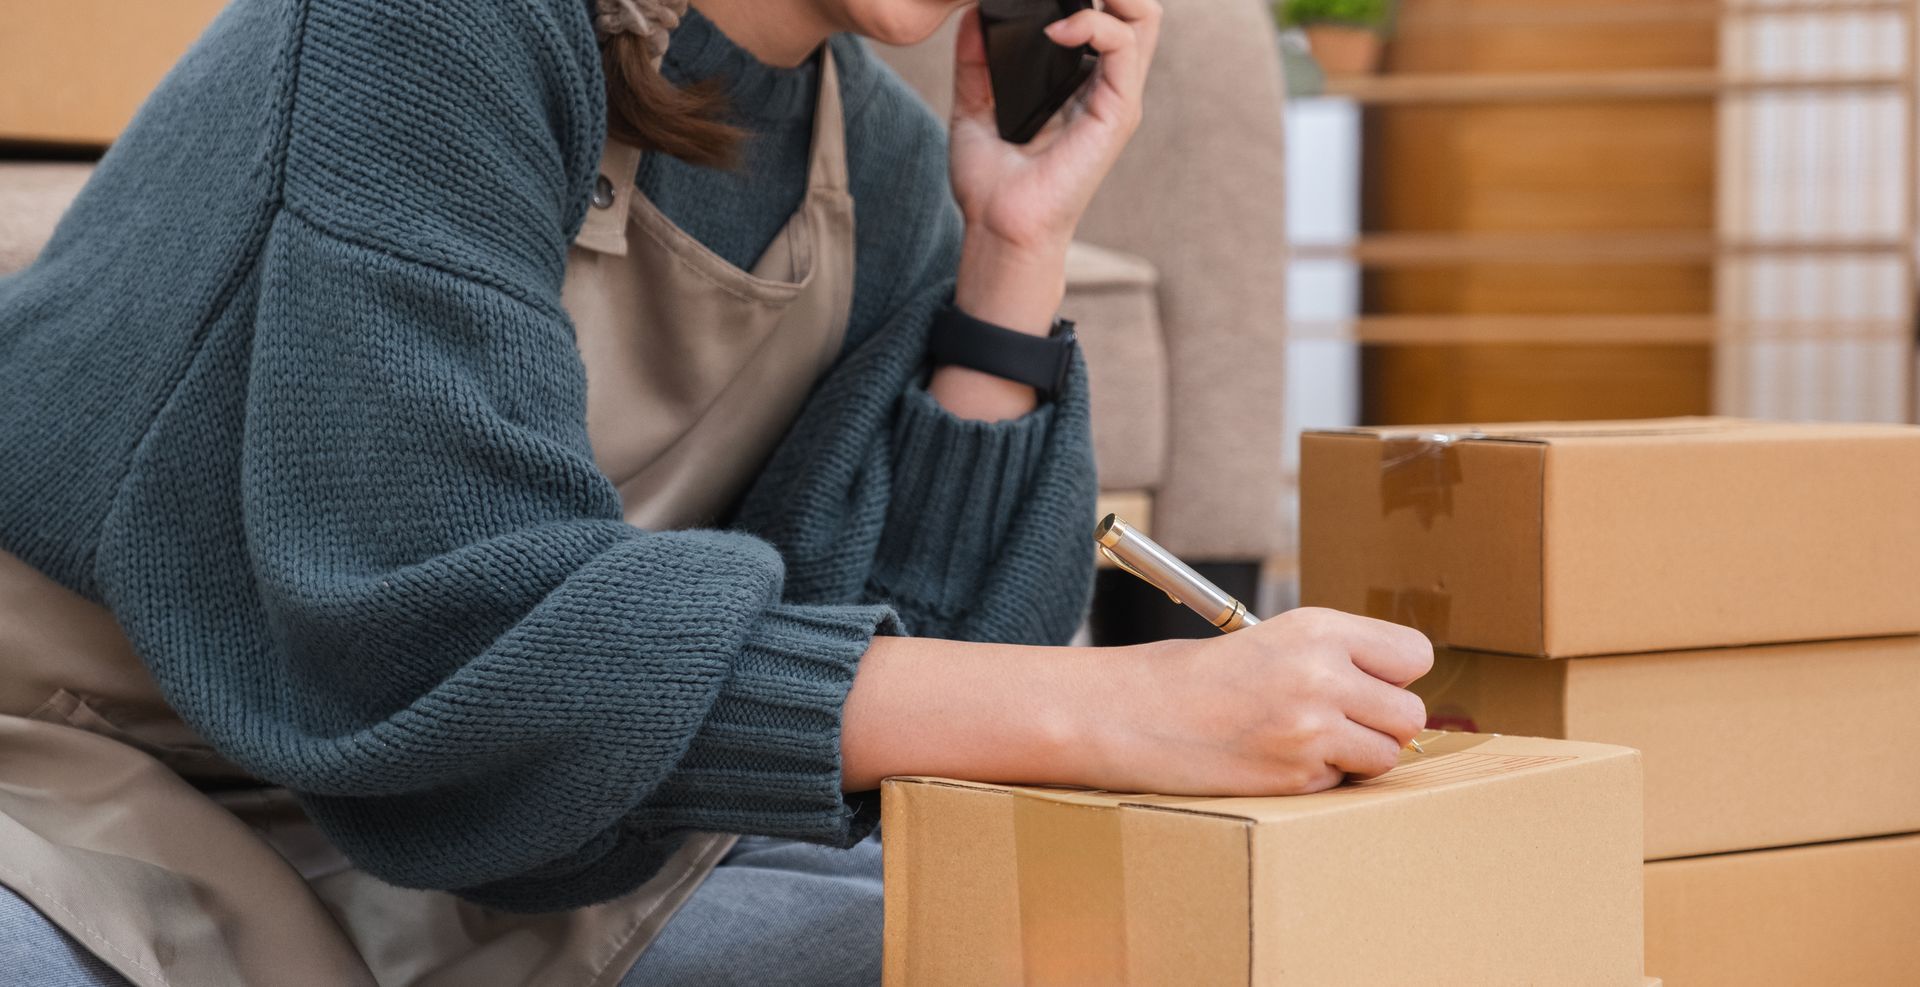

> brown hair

[{"left": 601, "top": 31, "right": 743, "bottom": 170}]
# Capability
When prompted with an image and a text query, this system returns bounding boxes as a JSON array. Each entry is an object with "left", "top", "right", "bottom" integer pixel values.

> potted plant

[{"left": 1275, "top": 0, "right": 1397, "bottom": 77}]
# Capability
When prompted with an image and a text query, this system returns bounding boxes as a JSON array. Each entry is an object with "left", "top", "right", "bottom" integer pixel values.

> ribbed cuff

[
  {"left": 661, "top": 602, "right": 898, "bottom": 847},
  {"left": 872, "top": 383, "right": 1055, "bottom": 624}
]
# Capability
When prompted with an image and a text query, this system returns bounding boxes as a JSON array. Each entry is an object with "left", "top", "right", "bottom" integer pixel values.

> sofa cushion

[
  {"left": 0, "top": 162, "right": 93, "bottom": 276},
  {"left": 1064, "top": 240, "right": 1167, "bottom": 493}
]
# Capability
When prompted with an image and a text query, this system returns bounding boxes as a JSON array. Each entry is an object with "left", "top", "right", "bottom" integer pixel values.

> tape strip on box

[
  {"left": 1013, "top": 792, "right": 1128, "bottom": 984},
  {"left": 1377, "top": 430, "right": 1479, "bottom": 527},
  {"left": 1367, "top": 430, "right": 1479, "bottom": 639}
]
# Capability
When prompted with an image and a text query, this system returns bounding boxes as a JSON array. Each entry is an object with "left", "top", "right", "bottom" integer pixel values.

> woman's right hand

[
  {"left": 841, "top": 608, "right": 1433, "bottom": 796},
  {"left": 1083, "top": 608, "right": 1435, "bottom": 796}
]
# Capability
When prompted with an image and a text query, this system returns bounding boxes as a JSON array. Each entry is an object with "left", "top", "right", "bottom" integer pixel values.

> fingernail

[{"left": 1044, "top": 21, "right": 1068, "bottom": 38}]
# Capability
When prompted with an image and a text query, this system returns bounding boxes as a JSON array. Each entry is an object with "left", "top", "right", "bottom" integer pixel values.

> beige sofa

[
  {"left": 2, "top": 0, "right": 1288, "bottom": 560},
  {"left": 0, "top": 163, "right": 91, "bottom": 275}
]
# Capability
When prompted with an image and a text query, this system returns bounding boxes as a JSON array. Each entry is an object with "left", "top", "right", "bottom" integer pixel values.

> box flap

[
  {"left": 1305, "top": 417, "right": 1734, "bottom": 445},
  {"left": 891, "top": 732, "right": 1637, "bottom": 825},
  {"left": 1307, "top": 417, "right": 1920, "bottom": 445}
]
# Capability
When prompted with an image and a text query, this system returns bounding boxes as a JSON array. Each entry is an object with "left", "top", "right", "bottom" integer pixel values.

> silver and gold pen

[
  {"left": 1095, "top": 513, "right": 1424, "bottom": 754},
  {"left": 1096, "top": 514, "right": 1259, "bottom": 633}
]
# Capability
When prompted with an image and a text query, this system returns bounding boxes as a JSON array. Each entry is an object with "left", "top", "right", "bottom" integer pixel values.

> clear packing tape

[
  {"left": 1365, "top": 430, "right": 1484, "bottom": 641},
  {"left": 1376, "top": 430, "right": 1479, "bottom": 528}
]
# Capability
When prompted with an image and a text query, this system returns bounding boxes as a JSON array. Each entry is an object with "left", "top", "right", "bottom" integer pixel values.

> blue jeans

[
  {"left": 0, "top": 885, "right": 131, "bottom": 987},
  {"left": 0, "top": 834, "right": 883, "bottom": 987}
]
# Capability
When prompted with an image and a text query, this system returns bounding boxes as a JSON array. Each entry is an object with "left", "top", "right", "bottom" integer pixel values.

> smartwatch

[{"left": 928, "top": 303, "right": 1078, "bottom": 403}]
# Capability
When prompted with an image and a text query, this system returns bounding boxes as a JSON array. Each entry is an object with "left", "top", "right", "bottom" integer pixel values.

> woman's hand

[
  {"left": 931, "top": 0, "right": 1162, "bottom": 421},
  {"left": 1086, "top": 608, "right": 1435, "bottom": 795},
  {"left": 950, "top": 0, "right": 1161, "bottom": 272},
  {"left": 840, "top": 608, "right": 1433, "bottom": 795}
]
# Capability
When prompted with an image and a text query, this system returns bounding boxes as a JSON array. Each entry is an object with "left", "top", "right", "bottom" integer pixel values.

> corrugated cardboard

[
  {"left": 1414, "top": 636, "right": 1920, "bottom": 859},
  {"left": 1299, "top": 418, "right": 1920, "bottom": 657},
  {"left": 1646, "top": 833, "right": 1920, "bottom": 986},
  {"left": 882, "top": 733, "right": 1644, "bottom": 986},
  {"left": 1, "top": 4, "right": 227, "bottom": 146}
]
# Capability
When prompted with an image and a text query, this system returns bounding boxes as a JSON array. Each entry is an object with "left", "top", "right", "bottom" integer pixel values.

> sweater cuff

[
  {"left": 663, "top": 603, "right": 898, "bottom": 847},
  {"left": 874, "top": 383, "right": 1056, "bottom": 618}
]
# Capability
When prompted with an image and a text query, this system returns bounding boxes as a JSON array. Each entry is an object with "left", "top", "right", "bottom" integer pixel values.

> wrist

[
  {"left": 954, "top": 232, "right": 1068, "bottom": 336},
  {"left": 1070, "top": 640, "right": 1182, "bottom": 789},
  {"left": 842, "top": 636, "right": 1127, "bottom": 789}
]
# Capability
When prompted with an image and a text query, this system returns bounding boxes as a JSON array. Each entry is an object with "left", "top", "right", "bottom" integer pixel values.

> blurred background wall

[{"left": 1280, "top": 0, "right": 1918, "bottom": 432}]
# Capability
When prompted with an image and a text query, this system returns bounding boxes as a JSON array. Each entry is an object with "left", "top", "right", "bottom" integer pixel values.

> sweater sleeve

[
  {"left": 734, "top": 163, "right": 1101, "bottom": 645},
  {"left": 175, "top": 208, "right": 892, "bottom": 911},
  {"left": 866, "top": 154, "right": 1102, "bottom": 643},
  {"left": 870, "top": 329, "right": 1096, "bottom": 643}
]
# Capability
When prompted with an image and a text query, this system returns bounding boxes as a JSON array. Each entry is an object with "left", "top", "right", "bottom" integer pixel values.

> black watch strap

[{"left": 928, "top": 304, "right": 1078, "bottom": 402}]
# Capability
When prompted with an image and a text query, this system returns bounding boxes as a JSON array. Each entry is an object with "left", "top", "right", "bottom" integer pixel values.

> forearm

[
  {"left": 840, "top": 632, "right": 1134, "bottom": 790},
  {"left": 840, "top": 609, "right": 1436, "bottom": 800},
  {"left": 930, "top": 233, "right": 1068, "bottom": 422}
]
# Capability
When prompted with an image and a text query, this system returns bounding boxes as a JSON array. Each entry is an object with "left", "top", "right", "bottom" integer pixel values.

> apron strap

[
  {"left": 580, "top": 44, "right": 846, "bottom": 255},
  {"left": 577, "top": 141, "right": 645, "bottom": 256},
  {"left": 807, "top": 47, "right": 850, "bottom": 196}
]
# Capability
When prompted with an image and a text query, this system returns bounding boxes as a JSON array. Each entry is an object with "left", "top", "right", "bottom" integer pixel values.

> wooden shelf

[
  {"left": 1287, "top": 315, "right": 1912, "bottom": 345},
  {"left": 1288, "top": 232, "right": 1913, "bottom": 266},
  {"left": 1395, "top": 0, "right": 1913, "bottom": 30},
  {"left": 1321, "top": 70, "right": 1909, "bottom": 104}
]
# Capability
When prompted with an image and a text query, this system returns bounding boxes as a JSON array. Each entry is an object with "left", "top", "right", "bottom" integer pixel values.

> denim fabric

[
  {"left": 0, "top": 885, "right": 133, "bottom": 987},
  {"left": 620, "top": 834, "right": 884, "bottom": 986}
]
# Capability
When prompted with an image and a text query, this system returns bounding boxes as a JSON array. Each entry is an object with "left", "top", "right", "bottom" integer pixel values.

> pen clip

[{"left": 1100, "top": 544, "right": 1182, "bottom": 606}]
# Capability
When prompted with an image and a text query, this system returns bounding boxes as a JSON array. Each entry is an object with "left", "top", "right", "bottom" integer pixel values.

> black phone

[{"left": 979, "top": 0, "right": 1100, "bottom": 145}]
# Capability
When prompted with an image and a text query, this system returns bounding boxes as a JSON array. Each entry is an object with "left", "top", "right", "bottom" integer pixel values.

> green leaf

[{"left": 1275, "top": 0, "right": 1396, "bottom": 30}]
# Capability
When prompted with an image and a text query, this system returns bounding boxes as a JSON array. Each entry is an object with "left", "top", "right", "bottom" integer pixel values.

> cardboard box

[
  {"left": 882, "top": 734, "right": 1644, "bottom": 986},
  {"left": 0, "top": 5, "right": 228, "bottom": 146},
  {"left": 1415, "top": 636, "right": 1920, "bottom": 860},
  {"left": 1646, "top": 833, "right": 1920, "bottom": 986},
  {"left": 1299, "top": 418, "right": 1920, "bottom": 657}
]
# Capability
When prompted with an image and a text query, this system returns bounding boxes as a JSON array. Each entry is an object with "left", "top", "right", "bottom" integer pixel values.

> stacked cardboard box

[
  {"left": 1302, "top": 417, "right": 1920, "bottom": 986},
  {"left": 884, "top": 733, "right": 1646, "bottom": 985}
]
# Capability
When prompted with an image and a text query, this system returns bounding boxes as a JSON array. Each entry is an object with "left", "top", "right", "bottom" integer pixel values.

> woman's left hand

[{"left": 945, "top": 0, "right": 1162, "bottom": 339}]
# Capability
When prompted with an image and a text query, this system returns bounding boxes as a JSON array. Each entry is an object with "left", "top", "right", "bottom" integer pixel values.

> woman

[{"left": 0, "top": 0, "right": 1431, "bottom": 983}]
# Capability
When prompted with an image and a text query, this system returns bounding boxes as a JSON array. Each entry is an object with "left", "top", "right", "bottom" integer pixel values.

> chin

[{"left": 836, "top": 0, "right": 972, "bottom": 47}]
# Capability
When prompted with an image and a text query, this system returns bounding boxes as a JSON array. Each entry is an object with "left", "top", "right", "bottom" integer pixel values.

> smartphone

[{"left": 979, "top": 0, "right": 1100, "bottom": 145}]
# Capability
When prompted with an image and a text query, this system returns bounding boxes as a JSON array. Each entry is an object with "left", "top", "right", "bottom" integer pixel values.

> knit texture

[{"left": 0, "top": 0, "right": 1097, "bottom": 913}]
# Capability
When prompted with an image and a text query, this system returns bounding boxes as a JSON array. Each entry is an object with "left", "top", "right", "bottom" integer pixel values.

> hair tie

[{"left": 595, "top": 0, "right": 687, "bottom": 69}]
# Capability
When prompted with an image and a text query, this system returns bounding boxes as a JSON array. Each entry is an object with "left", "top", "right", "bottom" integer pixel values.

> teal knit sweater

[{"left": 0, "top": 0, "right": 1097, "bottom": 913}]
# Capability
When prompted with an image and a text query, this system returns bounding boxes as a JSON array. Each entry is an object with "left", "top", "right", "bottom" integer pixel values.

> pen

[{"left": 1095, "top": 513, "right": 1424, "bottom": 754}]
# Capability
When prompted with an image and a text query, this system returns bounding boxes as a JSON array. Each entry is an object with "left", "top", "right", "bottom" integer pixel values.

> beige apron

[{"left": 0, "top": 49, "right": 854, "bottom": 987}]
